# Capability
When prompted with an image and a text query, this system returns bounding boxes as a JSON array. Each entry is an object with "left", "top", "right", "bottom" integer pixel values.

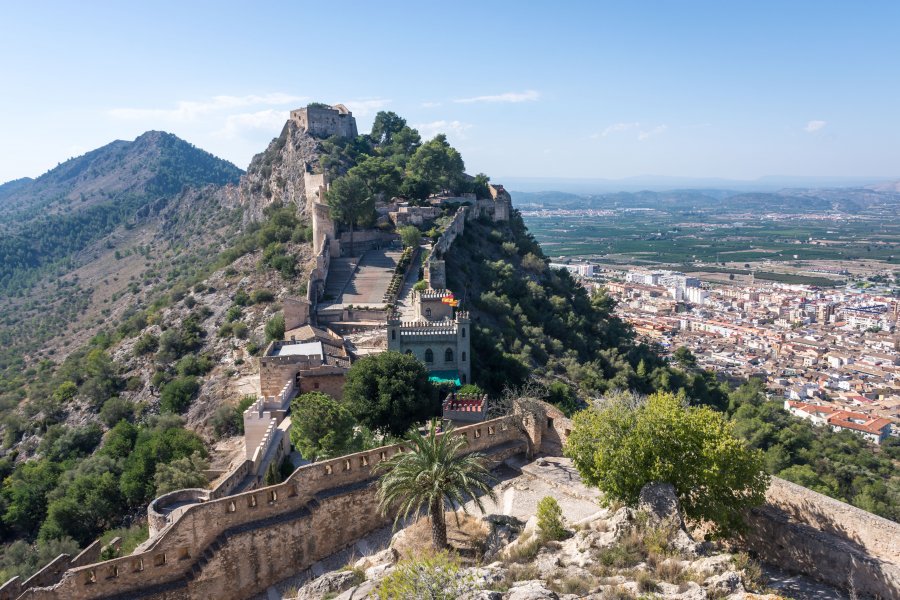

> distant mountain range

[
  {"left": 0, "top": 131, "right": 242, "bottom": 289},
  {"left": 510, "top": 186, "right": 900, "bottom": 214},
  {"left": 502, "top": 175, "right": 900, "bottom": 194}
]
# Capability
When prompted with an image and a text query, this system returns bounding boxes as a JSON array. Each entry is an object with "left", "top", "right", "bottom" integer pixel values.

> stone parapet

[{"left": 18, "top": 417, "right": 521, "bottom": 600}]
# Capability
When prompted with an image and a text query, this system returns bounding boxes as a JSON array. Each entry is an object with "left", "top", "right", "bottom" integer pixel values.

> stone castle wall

[
  {"left": 523, "top": 402, "right": 900, "bottom": 597},
  {"left": 290, "top": 105, "right": 358, "bottom": 140},
  {"left": 18, "top": 418, "right": 523, "bottom": 600},
  {"left": 425, "top": 207, "right": 467, "bottom": 289},
  {"left": 741, "top": 477, "right": 900, "bottom": 598}
]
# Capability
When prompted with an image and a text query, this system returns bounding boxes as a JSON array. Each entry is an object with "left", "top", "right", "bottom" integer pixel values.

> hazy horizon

[{"left": 3, "top": 1, "right": 900, "bottom": 183}]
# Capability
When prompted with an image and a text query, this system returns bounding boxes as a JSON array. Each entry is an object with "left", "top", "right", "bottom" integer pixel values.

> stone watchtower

[
  {"left": 290, "top": 103, "right": 358, "bottom": 139},
  {"left": 387, "top": 304, "right": 472, "bottom": 386}
]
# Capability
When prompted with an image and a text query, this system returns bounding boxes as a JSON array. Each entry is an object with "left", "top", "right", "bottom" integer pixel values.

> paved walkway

[
  {"left": 394, "top": 243, "right": 428, "bottom": 320},
  {"left": 319, "top": 249, "right": 401, "bottom": 309}
]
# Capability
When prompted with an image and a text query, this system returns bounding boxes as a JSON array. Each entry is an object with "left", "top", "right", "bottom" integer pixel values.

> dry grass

[
  {"left": 601, "top": 585, "right": 636, "bottom": 600},
  {"left": 732, "top": 552, "right": 764, "bottom": 591},
  {"left": 503, "top": 530, "right": 543, "bottom": 564},
  {"left": 653, "top": 557, "right": 683, "bottom": 583},
  {"left": 503, "top": 562, "right": 540, "bottom": 586},
  {"left": 549, "top": 574, "right": 594, "bottom": 595},
  {"left": 392, "top": 512, "right": 488, "bottom": 563},
  {"left": 634, "top": 570, "right": 658, "bottom": 593}
]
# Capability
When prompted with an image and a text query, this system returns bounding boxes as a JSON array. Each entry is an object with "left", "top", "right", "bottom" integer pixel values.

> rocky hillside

[
  {"left": 238, "top": 120, "right": 323, "bottom": 222},
  {"left": 0, "top": 132, "right": 245, "bottom": 370},
  {"left": 0, "top": 125, "right": 319, "bottom": 577},
  {"left": 282, "top": 477, "right": 816, "bottom": 600}
]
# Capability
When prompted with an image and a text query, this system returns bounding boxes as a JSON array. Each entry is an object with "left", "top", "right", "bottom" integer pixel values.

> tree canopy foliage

[
  {"left": 565, "top": 391, "right": 769, "bottom": 536},
  {"left": 376, "top": 421, "right": 496, "bottom": 549},
  {"left": 343, "top": 351, "right": 437, "bottom": 437},
  {"left": 406, "top": 134, "right": 466, "bottom": 198},
  {"left": 289, "top": 392, "right": 359, "bottom": 460},
  {"left": 726, "top": 379, "right": 900, "bottom": 521}
]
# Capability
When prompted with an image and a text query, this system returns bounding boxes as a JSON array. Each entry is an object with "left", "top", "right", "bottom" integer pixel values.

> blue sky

[{"left": 2, "top": 1, "right": 899, "bottom": 184}]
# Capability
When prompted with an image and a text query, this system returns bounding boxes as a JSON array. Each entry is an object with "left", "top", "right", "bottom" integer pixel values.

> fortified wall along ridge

[{"left": 3, "top": 104, "right": 898, "bottom": 600}]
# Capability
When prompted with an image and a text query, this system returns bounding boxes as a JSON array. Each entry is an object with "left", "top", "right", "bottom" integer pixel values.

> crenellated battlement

[{"left": 16, "top": 417, "right": 525, "bottom": 600}]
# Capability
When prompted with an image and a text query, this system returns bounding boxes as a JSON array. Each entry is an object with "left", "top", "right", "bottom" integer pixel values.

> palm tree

[{"left": 375, "top": 421, "right": 497, "bottom": 550}]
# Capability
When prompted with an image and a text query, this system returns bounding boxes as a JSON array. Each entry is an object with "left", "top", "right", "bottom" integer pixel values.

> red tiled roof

[{"left": 827, "top": 412, "right": 892, "bottom": 435}]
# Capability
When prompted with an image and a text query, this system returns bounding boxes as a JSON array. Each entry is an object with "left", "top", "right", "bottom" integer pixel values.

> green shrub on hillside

[
  {"left": 536, "top": 496, "right": 566, "bottom": 541},
  {"left": 566, "top": 391, "right": 768, "bottom": 536},
  {"left": 264, "top": 313, "right": 285, "bottom": 342},
  {"left": 160, "top": 377, "right": 200, "bottom": 413}
]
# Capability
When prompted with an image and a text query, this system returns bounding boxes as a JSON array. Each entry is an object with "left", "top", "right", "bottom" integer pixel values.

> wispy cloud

[
  {"left": 421, "top": 101, "right": 442, "bottom": 108},
  {"left": 414, "top": 120, "right": 473, "bottom": 139},
  {"left": 592, "top": 122, "right": 641, "bottom": 138},
  {"left": 109, "top": 93, "right": 305, "bottom": 121},
  {"left": 638, "top": 124, "right": 668, "bottom": 141},
  {"left": 454, "top": 90, "right": 539, "bottom": 104},
  {"left": 343, "top": 98, "right": 391, "bottom": 117},
  {"left": 805, "top": 120, "right": 827, "bottom": 133},
  {"left": 592, "top": 122, "right": 668, "bottom": 141},
  {"left": 215, "top": 109, "right": 289, "bottom": 139}
]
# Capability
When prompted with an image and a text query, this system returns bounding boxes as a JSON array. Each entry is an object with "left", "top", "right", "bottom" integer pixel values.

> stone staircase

[{"left": 322, "top": 258, "right": 358, "bottom": 302}]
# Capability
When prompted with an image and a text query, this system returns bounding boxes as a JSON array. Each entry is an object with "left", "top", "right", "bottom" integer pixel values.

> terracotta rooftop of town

[{"left": 788, "top": 401, "right": 891, "bottom": 434}]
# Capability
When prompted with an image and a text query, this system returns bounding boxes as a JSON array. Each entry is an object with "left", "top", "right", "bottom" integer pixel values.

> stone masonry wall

[
  {"left": 19, "top": 418, "right": 523, "bottom": 600},
  {"left": 297, "top": 371, "right": 345, "bottom": 399},
  {"left": 425, "top": 207, "right": 468, "bottom": 290},
  {"left": 741, "top": 477, "right": 900, "bottom": 598}
]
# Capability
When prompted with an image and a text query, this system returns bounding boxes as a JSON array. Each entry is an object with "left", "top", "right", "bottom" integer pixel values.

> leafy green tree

[
  {"left": 375, "top": 421, "right": 496, "bottom": 549},
  {"left": 80, "top": 348, "right": 120, "bottom": 406},
  {"left": 1, "top": 459, "right": 61, "bottom": 538},
  {"left": 536, "top": 496, "right": 566, "bottom": 541},
  {"left": 406, "top": 134, "right": 465, "bottom": 197},
  {"left": 326, "top": 174, "right": 374, "bottom": 256},
  {"left": 39, "top": 424, "right": 102, "bottom": 462},
  {"left": 39, "top": 455, "right": 123, "bottom": 545},
  {"left": 471, "top": 173, "right": 491, "bottom": 199},
  {"left": 348, "top": 156, "right": 402, "bottom": 200},
  {"left": 154, "top": 452, "right": 209, "bottom": 495},
  {"left": 399, "top": 176, "right": 432, "bottom": 201},
  {"left": 289, "top": 392, "right": 358, "bottom": 460},
  {"left": 265, "top": 313, "right": 285, "bottom": 342},
  {"left": 546, "top": 381, "right": 579, "bottom": 416},
  {"left": 398, "top": 226, "right": 421, "bottom": 249},
  {"left": 343, "top": 351, "right": 436, "bottom": 436},
  {"left": 119, "top": 416, "right": 206, "bottom": 506},
  {"left": 672, "top": 346, "right": 697, "bottom": 370},
  {"left": 102, "top": 420, "right": 138, "bottom": 460},
  {"left": 0, "top": 536, "right": 80, "bottom": 583},
  {"left": 370, "top": 111, "right": 408, "bottom": 145},
  {"left": 565, "top": 391, "right": 769, "bottom": 536},
  {"left": 160, "top": 376, "right": 200, "bottom": 413}
]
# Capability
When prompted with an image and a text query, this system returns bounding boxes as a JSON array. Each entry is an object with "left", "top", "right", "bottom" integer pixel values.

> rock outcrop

[
  {"left": 239, "top": 120, "right": 323, "bottom": 223},
  {"left": 293, "top": 483, "right": 775, "bottom": 600}
]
